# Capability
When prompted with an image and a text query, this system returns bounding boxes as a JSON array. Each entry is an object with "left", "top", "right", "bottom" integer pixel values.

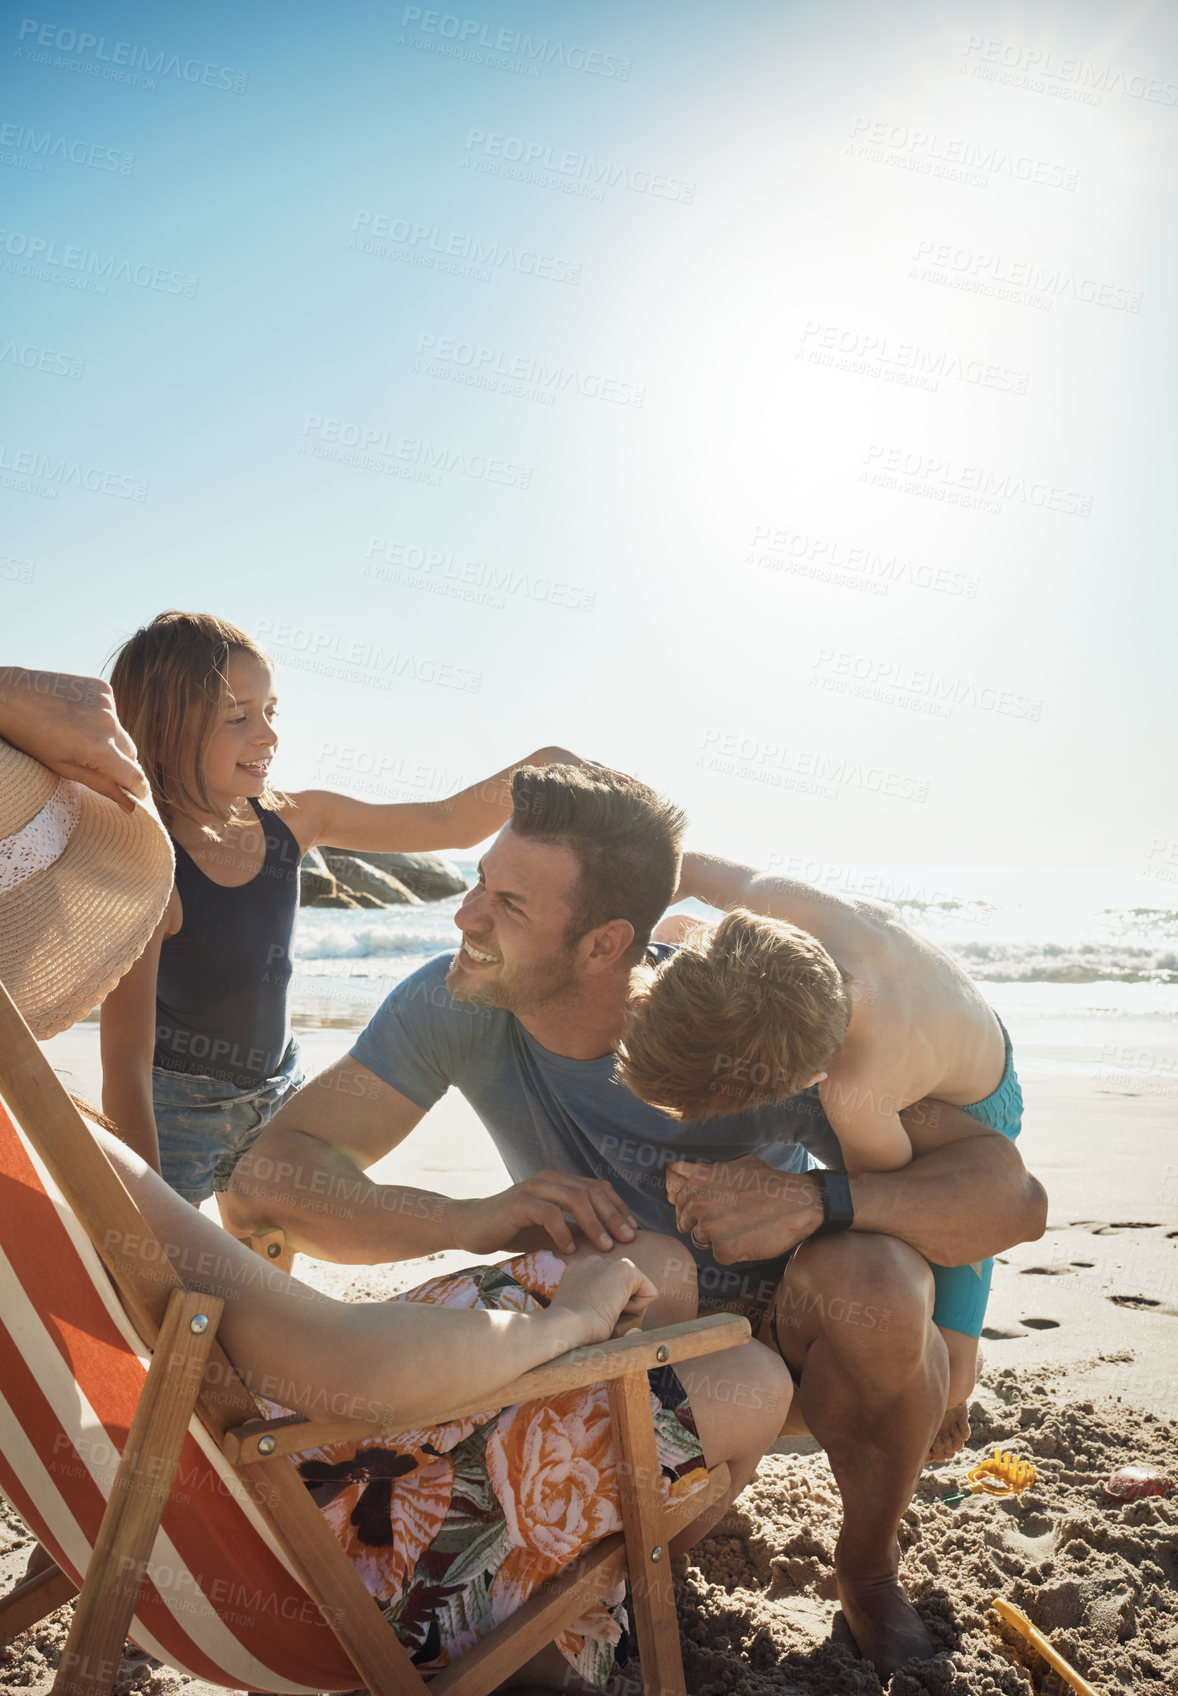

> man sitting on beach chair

[
  {"left": 226, "top": 765, "right": 1048, "bottom": 1678},
  {"left": 620, "top": 851, "right": 1025, "bottom": 1465}
]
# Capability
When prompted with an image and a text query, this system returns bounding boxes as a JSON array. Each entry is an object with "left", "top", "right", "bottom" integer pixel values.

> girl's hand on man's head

[{"left": 534, "top": 747, "right": 636, "bottom": 786}]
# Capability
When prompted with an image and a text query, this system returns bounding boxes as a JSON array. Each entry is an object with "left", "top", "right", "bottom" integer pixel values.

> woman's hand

[
  {"left": 0, "top": 668, "right": 148, "bottom": 812},
  {"left": 545, "top": 1252, "right": 657, "bottom": 1350}
]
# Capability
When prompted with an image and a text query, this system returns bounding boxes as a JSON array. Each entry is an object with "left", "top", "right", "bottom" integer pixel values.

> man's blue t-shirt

[{"left": 351, "top": 949, "right": 843, "bottom": 1315}]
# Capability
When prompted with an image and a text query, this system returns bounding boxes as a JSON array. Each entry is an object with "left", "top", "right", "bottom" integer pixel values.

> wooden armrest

[{"left": 221, "top": 1310, "right": 749, "bottom": 1464}]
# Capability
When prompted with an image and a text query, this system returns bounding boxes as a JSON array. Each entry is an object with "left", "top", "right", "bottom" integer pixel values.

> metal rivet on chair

[
  {"left": 188, "top": 1314, "right": 209, "bottom": 1335},
  {"left": 257, "top": 1434, "right": 277, "bottom": 1455},
  {"left": 650, "top": 1545, "right": 663, "bottom": 1563},
  {"left": 655, "top": 1345, "right": 669, "bottom": 1363},
  {"left": 267, "top": 1242, "right": 282, "bottom": 1258}
]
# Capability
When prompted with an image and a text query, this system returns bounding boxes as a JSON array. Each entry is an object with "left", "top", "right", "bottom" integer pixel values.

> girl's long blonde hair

[{"left": 109, "top": 611, "right": 281, "bottom": 824}]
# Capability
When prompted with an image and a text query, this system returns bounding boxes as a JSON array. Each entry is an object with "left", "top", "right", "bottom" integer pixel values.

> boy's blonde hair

[
  {"left": 618, "top": 908, "right": 850, "bottom": 1118},
  {"left": 109, "top": 611, "right": 280, "bottom": 824}
]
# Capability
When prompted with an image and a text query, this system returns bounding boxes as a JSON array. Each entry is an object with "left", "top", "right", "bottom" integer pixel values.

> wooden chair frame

[{"left": 0, "top": 984, "right": 746, "bottom": 1696}]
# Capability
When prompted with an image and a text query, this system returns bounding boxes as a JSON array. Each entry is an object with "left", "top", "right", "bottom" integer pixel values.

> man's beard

[{"left": 446, "top": 944, "right": 580, "bottom": 1013}]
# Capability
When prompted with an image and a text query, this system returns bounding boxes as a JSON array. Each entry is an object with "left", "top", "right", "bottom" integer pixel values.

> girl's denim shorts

[{"left": 152, "top": 1042, "right": 304, "bottom": 1207}]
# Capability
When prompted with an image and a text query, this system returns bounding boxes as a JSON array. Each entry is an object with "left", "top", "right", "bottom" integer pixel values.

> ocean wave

[
  {"left": 946, "top": 940, "right": 1178, "bottom": 984},
  {"left": 289, "top": 900, "right": 1178, "bottom": 985},
  {"left": 293, "top": 911, "right": 459, "bottom": 960}
]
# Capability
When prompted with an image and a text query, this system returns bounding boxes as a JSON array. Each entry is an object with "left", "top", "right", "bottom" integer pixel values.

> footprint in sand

[
  {"left": 1108, "top": 1293, "right": 1178, "bottom": 1316},
  {"left": 981, "top": 1317, "right": 1061, "bottom": 1335},
  {"left": 1088, "top": 1222, "right": 1162, "bottom": 1235},
  {"left": 1061, "top": 1220, "right": 1163, "bottom": 1234}
]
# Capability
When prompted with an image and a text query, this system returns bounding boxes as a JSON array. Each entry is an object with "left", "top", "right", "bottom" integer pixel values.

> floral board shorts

[{"left": 282, "top": 1251, "right": 710, "bottom": 1687}]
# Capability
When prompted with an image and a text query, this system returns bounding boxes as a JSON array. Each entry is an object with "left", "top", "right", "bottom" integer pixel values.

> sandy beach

[{"left": 3, "top": 1004, "right": 1175, "bottom": 1694}]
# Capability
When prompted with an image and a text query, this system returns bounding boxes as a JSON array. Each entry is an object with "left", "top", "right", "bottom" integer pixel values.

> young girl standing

[{"left": 101, "top": 610, "right": 584, "bottom": 1212}]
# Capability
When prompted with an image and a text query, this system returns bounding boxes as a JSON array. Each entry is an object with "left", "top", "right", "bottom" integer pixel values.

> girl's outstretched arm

[{"left": 288, "top": 745, "right": 592, "bottom": 854}]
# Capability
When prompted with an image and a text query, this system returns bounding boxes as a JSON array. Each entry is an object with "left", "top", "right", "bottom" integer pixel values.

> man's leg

[
  {"left": 557, "top": 1229, "right": 700, "bottom": 1331},
  {"left": 563, "top": 1232, "right": 795, "bottom": 1500},
  {"left": 499, "top": 1315, "right": 793, "bottom": 1696},
  {"left": 769, "top": 1230, "right": 949, "bottom": 1677}
]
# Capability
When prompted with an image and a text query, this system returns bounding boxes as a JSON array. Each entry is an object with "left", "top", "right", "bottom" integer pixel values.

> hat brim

[{"left": 0, "top": 779, "right": 174, "bottom": 1040}]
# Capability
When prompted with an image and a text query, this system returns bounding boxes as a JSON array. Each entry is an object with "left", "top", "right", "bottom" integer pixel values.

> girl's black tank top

[{"left": 153, "top": 800, "right": 300, "bottom": 1090}]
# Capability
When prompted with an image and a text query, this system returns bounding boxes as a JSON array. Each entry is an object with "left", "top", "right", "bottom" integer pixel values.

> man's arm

[
  {"left": 224, "top": 1054, "right": 639, "bottom": 1263},
  {"left": 845, "top": 1106, "right": 1047, "bottom": 1265},
  {"left": 222, "top": 1055, "right": 439, "bottom": 1261},
  {"left": 668, "top": 1100, "right": 1047, "bottom": 1268}
]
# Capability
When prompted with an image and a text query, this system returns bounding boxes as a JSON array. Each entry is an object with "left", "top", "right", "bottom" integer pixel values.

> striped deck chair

[{"left": 0, "top": 981, "right": 744, "bottom": 1696}]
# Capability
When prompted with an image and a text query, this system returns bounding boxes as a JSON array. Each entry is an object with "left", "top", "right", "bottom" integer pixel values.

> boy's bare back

[{"left": 652, "top": 856, "right": 1008, "bottom": 1176}]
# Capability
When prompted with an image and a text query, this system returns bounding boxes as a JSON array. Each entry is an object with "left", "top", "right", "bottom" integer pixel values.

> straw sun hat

[{"left": 0, "top": 738, "right": 174, "bottom": 1039}]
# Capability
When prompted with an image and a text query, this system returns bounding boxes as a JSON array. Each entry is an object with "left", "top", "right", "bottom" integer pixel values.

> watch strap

[{"left": 812, "top": 1169, "right": 854, "bottom": 1235}]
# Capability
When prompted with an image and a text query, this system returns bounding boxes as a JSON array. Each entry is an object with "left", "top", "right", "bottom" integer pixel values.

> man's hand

[
  {"left": 0, "top": 668, "right": 148, "bottom": 812},
  {"left": 454, "top": 1171, "right": 638, "bottom": 1257},
  {"left": 667, "top": 1156, "right": 824, "bottom": 1263}
]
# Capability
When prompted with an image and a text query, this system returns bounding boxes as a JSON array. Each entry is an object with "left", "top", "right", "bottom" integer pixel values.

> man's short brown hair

[
  {"left": 618, "top": 908, "right": 851, "bottom": 1117},
  {"left": 510, "top": 765, "right": 685, "bottom": 963}
]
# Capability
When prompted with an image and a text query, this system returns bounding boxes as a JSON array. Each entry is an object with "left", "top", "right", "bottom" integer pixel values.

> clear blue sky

[{"left": 5, "top": 0, "right": 1175, "bottom": 873}]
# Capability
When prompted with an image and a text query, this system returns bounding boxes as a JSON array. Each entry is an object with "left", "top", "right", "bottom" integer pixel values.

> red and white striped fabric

[{"left": 0, "top": 1091, "right": 364, "bottom": 1692}]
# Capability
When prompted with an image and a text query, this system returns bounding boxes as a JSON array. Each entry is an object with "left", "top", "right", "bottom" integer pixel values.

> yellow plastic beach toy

[
  {"left": 941, "top": 1447, "right": 1036, "bottom": 1505},
  {"left": 990, "top": 1597, "right": 1101, "bottom": 1696}
]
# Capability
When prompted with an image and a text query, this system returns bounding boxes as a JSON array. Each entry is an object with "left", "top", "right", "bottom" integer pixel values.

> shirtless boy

[{"left": 619, "top": 852, "right": 1024, "bottom": 1460}]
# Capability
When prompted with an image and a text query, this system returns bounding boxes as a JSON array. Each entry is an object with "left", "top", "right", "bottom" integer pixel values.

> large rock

[
  {"left": 329, "top": 849, "right": 468, "bottom": 902},
  {"left": 299, "top": 847, "right": 336, "bottom": 905},
  {"left": 321, "top": 851, "right": 423, "bottom": 907}
]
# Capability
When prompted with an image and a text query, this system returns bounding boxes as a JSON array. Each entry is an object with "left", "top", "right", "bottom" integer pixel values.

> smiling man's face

[{"left": 447, "top": 823, "right": 586, "bottom": 1013}]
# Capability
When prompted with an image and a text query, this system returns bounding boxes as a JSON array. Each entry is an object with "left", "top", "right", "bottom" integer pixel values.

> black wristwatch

[{"left": 811, "top": 1170, "right": 854, "bottom": 1236}]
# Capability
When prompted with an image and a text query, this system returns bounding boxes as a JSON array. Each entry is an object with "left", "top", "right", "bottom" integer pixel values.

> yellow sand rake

[{"left": 941, "top": 1447, "right": 1036, "bottom": 1505}]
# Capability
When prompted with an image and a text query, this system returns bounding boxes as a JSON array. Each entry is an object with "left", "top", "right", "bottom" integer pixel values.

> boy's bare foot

[
  {"left": 837, "top": 1558, "right": 936, "bottom": 1678},
  {"left": 927, "top": 1399, "right": 970, "bottom": 1463}
]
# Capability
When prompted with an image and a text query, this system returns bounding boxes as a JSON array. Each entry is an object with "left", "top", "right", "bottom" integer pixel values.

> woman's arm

[
  {"left": 99, "top": 1123, "right": 654, "bottom": 1430},
  {"left": 98, "top": 895, "right": 178, "bottom": 1171},
  {"left": 288, "top": 745, "right": 588, "bottom": 856}
]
